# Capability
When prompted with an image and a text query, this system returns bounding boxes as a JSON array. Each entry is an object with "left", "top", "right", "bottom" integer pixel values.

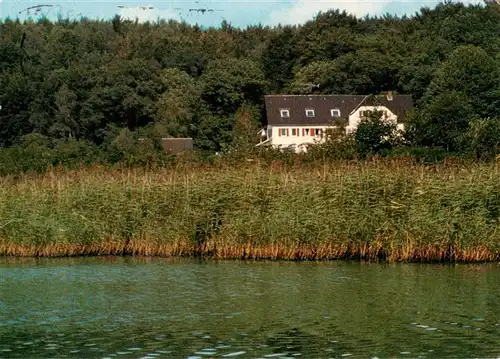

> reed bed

[{"left": 0, "top": 159, "right": 499, "bottom": 262}]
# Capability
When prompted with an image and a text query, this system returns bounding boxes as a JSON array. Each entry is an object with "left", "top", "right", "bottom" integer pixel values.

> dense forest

[{"left": 1, "top": 1, "right": 500, "bottom": 172}]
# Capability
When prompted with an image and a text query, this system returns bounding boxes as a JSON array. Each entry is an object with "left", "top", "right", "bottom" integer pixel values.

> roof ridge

[
  {"left": 265, "top": 94, "right": 360, "bottom": 97},
  {"left": 264, "top": 94, "right": 412, "bottom": 97}
]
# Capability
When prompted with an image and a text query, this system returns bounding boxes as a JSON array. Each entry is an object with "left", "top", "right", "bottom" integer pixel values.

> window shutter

[{"left": 278, "top": 129, "right": 281, "bottom": 137}]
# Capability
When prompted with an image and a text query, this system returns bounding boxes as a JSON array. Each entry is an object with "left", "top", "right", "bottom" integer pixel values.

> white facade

[
  {"left": 346, "top": 105, "right": 405, "bottom": 134},
  {"left": 257, "top": 105, "right": 405, "bottom": 153},
  {"left": 259, "top": 125, "right": 331, "bottom": 152}
]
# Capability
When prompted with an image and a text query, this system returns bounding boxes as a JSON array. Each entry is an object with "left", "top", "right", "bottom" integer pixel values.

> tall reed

[{"left": 0, "top": 159, "right": 499, "bottom": 262}]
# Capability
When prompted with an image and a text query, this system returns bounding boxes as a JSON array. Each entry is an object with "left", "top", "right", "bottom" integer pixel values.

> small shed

[{"left": 161, "top": 137, "right": 193, "bottom": 155}]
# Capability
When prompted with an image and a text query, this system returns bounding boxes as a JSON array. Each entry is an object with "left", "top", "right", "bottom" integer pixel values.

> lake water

[{"left": 1, "top": 257, "right": 500, "bottom": 358}]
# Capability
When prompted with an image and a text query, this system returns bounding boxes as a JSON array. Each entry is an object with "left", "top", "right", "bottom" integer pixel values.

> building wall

[
  {"left": 270, "top": 126, "right": 332, "bottom": 152},
  {"left": 265, "top": 106, "right": 405, "bottom": 153}
]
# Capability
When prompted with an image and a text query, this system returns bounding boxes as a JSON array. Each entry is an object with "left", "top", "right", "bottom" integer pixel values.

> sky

[{"left": 0, "top": 0, "right": 484, "bottom": 28}]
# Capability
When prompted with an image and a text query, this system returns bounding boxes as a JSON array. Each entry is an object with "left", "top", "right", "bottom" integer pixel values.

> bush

[
  {"left": 306, "top": 127, "right": 357, "bottom": 161},
  {"left": 0, "top": 134, "right": 107, "bottom": 175},
  {"left": 52, "top": 139, "right": 102, "bottom": 167},
  {"left": 0, "top": 134, "right": 54, "bottom": 175},
  {"left": 387, "top": 146, "right": 455, "bottom": 164},
  {"left": 355, "top": 114, "right": 397, "bottom": 158},
  {"left": 466, "top": 117, "right": 500, "bottom": 160},
  {"left": 407, "top": 92, "right": 477, "bottom": 152}
]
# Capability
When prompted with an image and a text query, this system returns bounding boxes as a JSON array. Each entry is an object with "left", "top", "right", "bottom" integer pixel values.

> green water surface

[{"left": 1, "top": 257, "right": 500, "bottom": 358}]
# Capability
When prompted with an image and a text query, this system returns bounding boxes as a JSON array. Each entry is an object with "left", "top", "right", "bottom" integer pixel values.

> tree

[
  {"left": 408, "top": 45, "right": 500, "bottom": 152},
  {"left": 77, "top": 57, "right": 163, "bottom": 142},
  {"left": 194, "top": 115, "right": 234, "bottom": 154},
  {"left": 261, "top": 26, "right": 298, "bottom": 92},
  {"left": 230, "top": 104, "right": 261, "bottom": 153},
  {"left": 154, "top": 68, "right": 200, "bottom": 137},
  {"left": 199, "top": 58, "right": 266, "bottom": 115},
  {"left": 407, "top": 91, "right": 476, "bottom": 152},
  {"left": 288, "top": 60, "right": 345, "bottom": 94},
  {"left": 331, "top": 50, "right": 401, "bottom": 94},
  {"left": 423, "top": 45, "right": 500, "bottom": 119},
  {"left": 52, "top": 84, "right": 78, "bottom": 139},
  {"left": 466, "top": 117, "right": 500, "bottom": 160},
  {"left": 355, "top": 112, "right": 398, "bottom": 157},
  {"left": 0, "top": 71, "right": 36, "bottom": 146},
  {"left": 3, "top": 3, "right": 500, "bottom": 165},
  {"left": 295, "top": 10, "right": 358, "bottom": 66}
]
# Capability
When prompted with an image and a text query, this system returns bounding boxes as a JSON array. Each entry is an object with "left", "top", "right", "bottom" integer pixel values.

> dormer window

[
  {"left": 331, "top": 109, "right": 341, "bottom": 117},
  {"left": 305, "top": 109, "right": 315, "bottom": 117},
  {"left": 280, "top": 109, "right": 290, "bottom": 118}
]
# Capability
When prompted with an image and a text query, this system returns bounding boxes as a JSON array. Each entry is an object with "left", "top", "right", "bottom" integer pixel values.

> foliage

[
  {"left": 423, "top": 45, "right": 500, "bottom": 119},
  {"left": 466, "top": 117, "right": 500, "bottom": 160},
  {"left": 154, "top": 68, "right": 199, "bottom": 137},
  {"left": 261, "top": 26, "right": 298, "bottom": 92},
  {"left": 355, "top": 113, "right": 398, "bottom": 157},
  {"left": 2, "top": 3, "right": 500, "bottom": 171},
  {"left": 2, "top": 160, "right": 500, "bottom": 262},
  {"left": 407, "top": 91, "right": 477, "bottom": 152},
  {"left": 230, "top": 104, "right": 261, "bottom": 153},
  {"left": 199, "top": 57, "right": 267, "bottom": 115},
  {"left": 306, "top": 125, "right": 357, "bottom": 160},
  {"left": 0, "top": 134, "right": 100, "bottom": 175},
  {"left": 409, "top": 45, "right": 500, "bottom": 153}
]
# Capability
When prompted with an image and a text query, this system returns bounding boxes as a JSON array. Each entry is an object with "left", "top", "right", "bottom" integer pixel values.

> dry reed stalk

[
  {"left": 0, "top": 241, "right": 497, "bottom": 263},
  {"left": 1, "top": 160, "right": 500, "bottom": 263}
]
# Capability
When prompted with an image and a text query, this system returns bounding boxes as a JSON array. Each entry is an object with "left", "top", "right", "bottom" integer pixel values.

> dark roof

[
  {"left": 161, "top": 138, "right": 193, "bottom": 154},
  {"left": 264, "top": 94, "right": 414, "bottom": 126}
]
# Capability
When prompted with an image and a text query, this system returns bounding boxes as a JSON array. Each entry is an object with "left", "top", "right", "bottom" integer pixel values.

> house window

[
  {"left": 280, "top": 109, "right": 290, "bottom": 118},
  {"left": 292, "top": 128, "right": 298, "bottom": 136},
  {"left": 279, "top": 128, "right": 288, "bottom": 136},
  {"left": 331, "top": 109, "right": 341, "bottom": 117},
  {"left": 305, "top": 109, "right": 315, "bottom": 117},
  {"left": 315, "top": 129, "right": 322, "bottom": 136}
]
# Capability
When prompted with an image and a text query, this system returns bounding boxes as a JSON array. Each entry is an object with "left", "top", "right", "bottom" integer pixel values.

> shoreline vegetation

[
  {"left": 1, "top": 158, "right": 499, "bottom": 263},
  {"left": 3, "top": 4, "right": 500, "bottom": 263}
]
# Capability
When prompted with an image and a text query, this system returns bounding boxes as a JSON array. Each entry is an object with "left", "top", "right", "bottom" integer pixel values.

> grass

[{"left": 0, "top": 158, "right": 499, "bottom": 262}]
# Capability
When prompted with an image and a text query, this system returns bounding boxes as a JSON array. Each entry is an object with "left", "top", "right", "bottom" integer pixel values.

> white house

[{"left": 256, "top": 93, "right": 413, "bottom": 153}]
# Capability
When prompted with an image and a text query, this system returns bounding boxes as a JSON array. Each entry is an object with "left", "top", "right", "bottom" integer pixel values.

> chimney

[{"left": 386, "top": 91, "right": 393, "bottom": 101}]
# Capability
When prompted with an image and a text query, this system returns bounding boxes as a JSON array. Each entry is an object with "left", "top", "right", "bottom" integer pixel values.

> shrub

[
  {"left": 355, "top": 114, "right": 397, "bottom": 158},
  {"left": 466, "top": 117, "right": 500, "bottom": 160}
]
